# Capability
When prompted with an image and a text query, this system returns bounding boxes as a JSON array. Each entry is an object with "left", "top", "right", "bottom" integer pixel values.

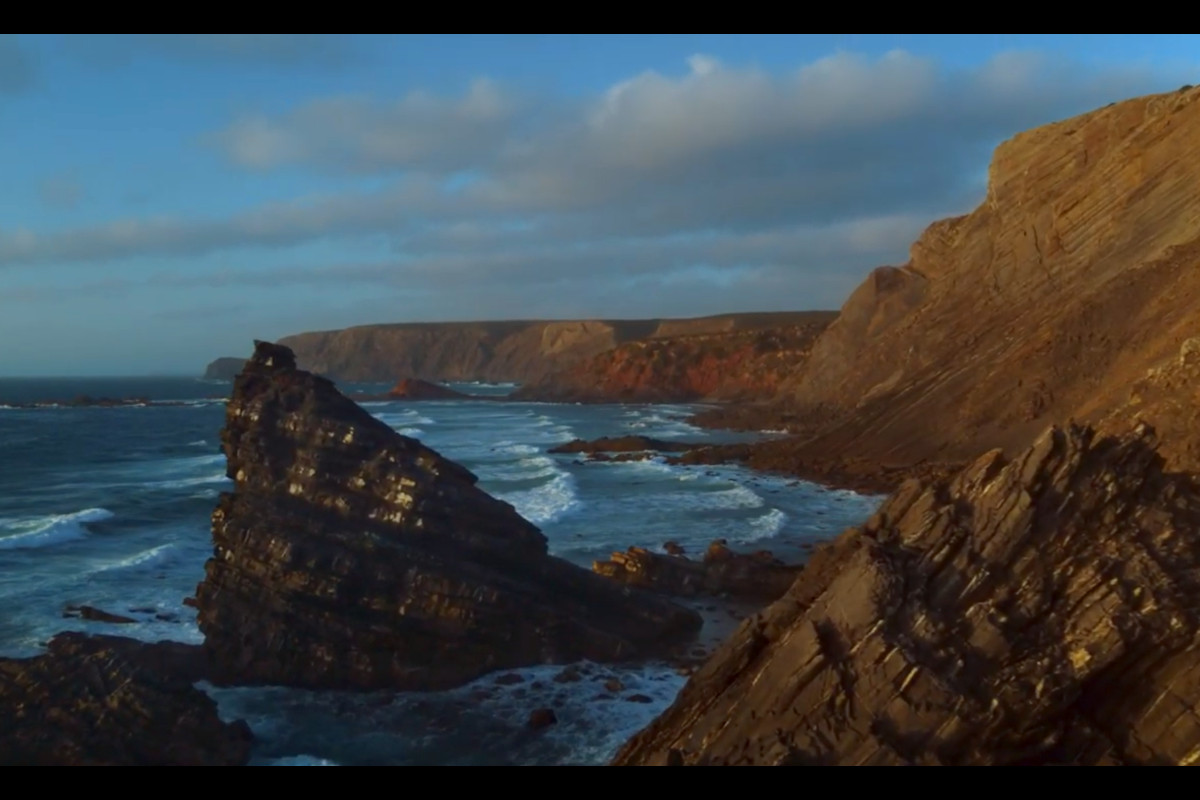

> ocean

[{"left": 0, "top": 376, "right": 880, "bottom": 765}]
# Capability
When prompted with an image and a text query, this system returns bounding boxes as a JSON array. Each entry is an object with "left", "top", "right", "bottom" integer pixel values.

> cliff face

[
  {"left": 194, "top": 341, "right": 700, "bottom": 690},
  {"left": 615, "top": 422, "right": 1200, "bottom": 766},
  {"left": 273, "top": 312, "right": 826, "bottom": 383},
  {"left": 515, "top": 315, "right": 835, "bottom": 403},
  {"left": 782, "top": 86, "right": 1200, "bottom": 471}
]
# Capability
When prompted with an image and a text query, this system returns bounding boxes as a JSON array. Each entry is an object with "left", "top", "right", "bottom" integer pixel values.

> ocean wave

[
  {"left": 496, "top": 470, "right": 580, "bottom": 525},
  {"left": 479, "top": 454, "right": 561, "bottom": 483},
  {"left": 187, "top": 439, "right": 209, "bottom": 447},
  {"left": 0, "top": 507, "right": 114, "bottom": 550},
  {"left": 94, "top": 543, "right": 179, "bottom": 572},
  {"left": 739, "top": 508, "right": 788, "bottom": 542},
  {"left": 149, "top": 473, "right": 230, "bottom": 490}
]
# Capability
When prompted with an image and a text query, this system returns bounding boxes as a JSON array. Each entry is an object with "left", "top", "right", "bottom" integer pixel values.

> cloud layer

[{"left": 3, "top": 50, "right": 1182, "bottom": 322}]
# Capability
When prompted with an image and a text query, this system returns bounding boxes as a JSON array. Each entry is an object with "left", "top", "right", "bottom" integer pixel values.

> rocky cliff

[
  {"left": 193, "top": 341, "right": 700, "bottom": 690},
  {"left": 755, "top": 86, "right": 1200, "bottom": 476},
  {"left": 615, "top": 421, "right": 1200, "bottom": 765},
  {"left": 514, "top": 314, "right": 835, "bottom": 403},
  {"left": 272, "top": 312, "right": 825, "bottom": 383}
]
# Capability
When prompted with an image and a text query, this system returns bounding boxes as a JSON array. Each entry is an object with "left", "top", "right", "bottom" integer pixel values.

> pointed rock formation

[
  {"left": 0, "top": 633, "right": 251, "bottom": 766},
  {"left": 614, "top": 422, "right": 1200, "bottom": 765},
  {"left": 194, "top": 341, "right": 700, "bottom": 690}
]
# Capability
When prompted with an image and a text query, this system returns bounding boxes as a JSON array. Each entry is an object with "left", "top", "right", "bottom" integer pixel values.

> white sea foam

[
  {"left": 740, "top": 507, "right": 788, "bottom": 542},
  {"left": 480, "top": 454, "right": 560, "bottom": 482},
  {"left": 496, "top": 470, "right": 580, "bottom": 525},
  {"left": 0, "top": 508, "right": 114, "bottom": 550},
  {"left": 187, "top": 439, "right": 209, "bottom": 447},
  {"left": 94, "top": 543, "right": 178, "bottom": 572}
]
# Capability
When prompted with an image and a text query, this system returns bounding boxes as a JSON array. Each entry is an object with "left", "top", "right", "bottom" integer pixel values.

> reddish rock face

[
  {"left": 0, "top": 633, "right": 251, "bottom": 766},
  {"left": 514, "top": 318, "right": 834, "bottom": 404},
  {"left": 194, "top": 341, "right": 700, "bottom": 691},
  {"left": 614, "top": 422, "right": 1200, "bottom": 766}
]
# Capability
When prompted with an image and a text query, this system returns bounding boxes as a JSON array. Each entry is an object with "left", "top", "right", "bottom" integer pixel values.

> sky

[{"left": 0, "top": 34, "right": 1196, "bottom": 375}]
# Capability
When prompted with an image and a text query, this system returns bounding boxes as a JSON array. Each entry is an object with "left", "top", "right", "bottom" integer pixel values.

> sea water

[{"left": 0, "top": 376, "right": 880, "bottom": 765}]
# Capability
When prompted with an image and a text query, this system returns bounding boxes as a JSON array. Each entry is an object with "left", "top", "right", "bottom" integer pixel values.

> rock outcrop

[
  {"left": 514, "top": 316, "right": 834, "bottom": 403},
  {"left": 194, "top": 341, "right": 700, "bottom": 691},
  {"left": 350, "top": 378, "right": 474, "bottom": 403},
  {"left": 386, "top": 378, "right": 470, "bottom": 400},
  {"left": 614, "top": 422, "right": 1200, "bottom": 765},
  {"left": 271, "top": 312, "right": 827, "bottom": 384},
  {"left": 755, "top": 87, "right": 1200, "bottom": 473},
  {"left": 594, "top": 541, "right": 801, "bottom": 602},
  {"left": 0, "top": 633, "right": 251, "bottom": 766}
]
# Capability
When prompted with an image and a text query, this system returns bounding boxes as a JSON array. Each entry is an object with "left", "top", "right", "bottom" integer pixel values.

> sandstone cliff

[
  {"left": 755, "top": 86, "right": 1200, "bottom": 477},
  {"left": 514, "top": 314, "right": 834, "bottom": 403},
  {"left": 272, "top": 312, "right": 825, "bottom": 383},
  {"left": 615, "top": 422, "right": 1200, "bottom": 765},
  {"left": 194, "top": 341, "right": 700, "bottom": 690}
]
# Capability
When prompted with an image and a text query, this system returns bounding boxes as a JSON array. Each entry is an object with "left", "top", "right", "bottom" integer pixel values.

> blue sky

[{"left": 0, "top": 34, "right": 1195, "bottom": 375}]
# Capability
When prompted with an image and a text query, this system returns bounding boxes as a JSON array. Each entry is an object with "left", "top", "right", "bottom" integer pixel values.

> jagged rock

[
  {"left": 593, "top": 541, "right": 801, "bottom": 602},
  {"left": 0, "top": 633, "right": 250, "bottom": 765},
  {"left": 67, "top": 605, "right": 137, "bottom": 624},
  {"left": 614, "top": 423, "right": 1200, "bottom": 765},
  {"left": 194, "top": 341, "right": 700, "bottom": 690}
]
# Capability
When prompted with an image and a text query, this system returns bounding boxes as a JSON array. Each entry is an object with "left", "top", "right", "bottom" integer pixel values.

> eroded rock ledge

[
  {"left": 194, "top": 341, "right": 700, "bottom": 691},
  {"left": 614, "top": 422, "right": 1200, "bottom": 765},
  {"left": 0, "top": 633, "right": 250, "bottom": 766}
]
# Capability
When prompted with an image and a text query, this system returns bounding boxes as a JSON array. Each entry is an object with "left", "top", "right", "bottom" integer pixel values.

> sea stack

[
  {"left": 193, "top": 341, "right": 700, "bottom": 690},
  {"left": 614, "top": 422, "right": 1200, "bottom": 765}
]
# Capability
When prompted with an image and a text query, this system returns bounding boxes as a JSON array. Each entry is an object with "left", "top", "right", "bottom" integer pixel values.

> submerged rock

[
  {"left": 593, "top": 541, "right": 801, "bottom": 602},
  {"left": 614, "top": 423, "right": 1200, "bottom": 765},
  {"left": 194, "top": 341, "right": 700, "bottom": 691},
  {"left": 0, "top": 633, "right": 250, "bottom": 765}
]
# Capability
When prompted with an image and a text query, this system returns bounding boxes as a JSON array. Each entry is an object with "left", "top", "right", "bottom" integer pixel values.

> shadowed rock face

[
  {"left": 194, "top": 341, "right": 700, "bottom": 691},
  {"left": 614, "top": 422, "right": 1200, "bottom": 765},
  {"left": 0, "top": 633, "right": 251, "bottom": 766}
]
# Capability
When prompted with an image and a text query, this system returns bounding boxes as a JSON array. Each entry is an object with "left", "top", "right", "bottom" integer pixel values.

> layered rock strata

[
  {"left": 194, "top": 341, "right": 700, "bottom": 690},
  {"left": 615, "top": 423, "right": 1200, "bottom": 766}
]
